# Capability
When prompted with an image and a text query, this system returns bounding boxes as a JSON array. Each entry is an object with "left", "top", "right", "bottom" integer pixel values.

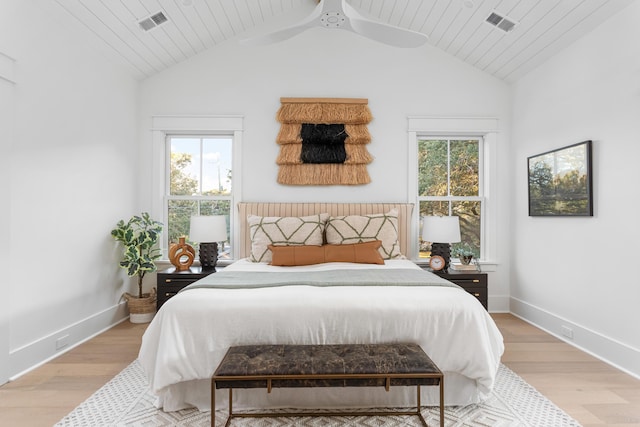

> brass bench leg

[
  {"left": 210, "top": 384, "right": 233, "bottom": 427},
  {"left": 416, "top": 385, "right": 427, "bottom": 427},
  {"left": 440, "top": 378, "right": 445, "bottom": 427},
  {"left": 416, "top": 381, "right": 444, "bottom": 427},
  {"left": 211, "top": 380, "right": 215, "bottom": 427},
  {"left": 225, "top": 389, "right": 233, "bottom": 427}
]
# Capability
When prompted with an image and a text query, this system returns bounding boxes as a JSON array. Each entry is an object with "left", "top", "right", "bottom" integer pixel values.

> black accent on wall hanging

[
  {"left": 275, "top": 97, "right": 373, "bottom": 185},
  {"left": 300, "top": 123, "right": 347, "bottom": 164}
]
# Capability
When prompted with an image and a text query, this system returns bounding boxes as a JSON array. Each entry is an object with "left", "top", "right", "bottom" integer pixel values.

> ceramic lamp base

[
  {"left": 430, "top": 242, "right": 452, "bottom": 272},
  {"left": 199, "top": 242, "right": 219, "bottom": 271}
]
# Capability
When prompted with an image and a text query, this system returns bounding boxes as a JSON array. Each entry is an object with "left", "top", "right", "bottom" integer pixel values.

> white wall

[
  {"left": 1, "top": 0, "right": 139, "bottom": 379},
  {"left": 138, "top": 29, "right": 513, "bottom": 311},
  {"left": 0, "top": 51, "right": 16, "bottom": 385},
  {"left": 510, "top": 2, "right": 640, "bottom": 377}
]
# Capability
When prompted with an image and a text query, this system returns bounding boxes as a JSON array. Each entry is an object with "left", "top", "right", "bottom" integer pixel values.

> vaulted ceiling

[{"left": 53, "top": 0, "right": 632, "bottom": 82}]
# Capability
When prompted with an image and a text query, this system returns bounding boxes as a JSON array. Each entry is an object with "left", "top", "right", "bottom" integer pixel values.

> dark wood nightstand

[
  {"left": 419, "top": 266, "right": 488, "bottom": 310},
  {"left": 156, "top": 266, "right": 215, "bottom": 310}
]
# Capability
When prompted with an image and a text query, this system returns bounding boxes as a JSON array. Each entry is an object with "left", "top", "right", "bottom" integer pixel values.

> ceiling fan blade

[
  {"left": 240, "top": 1, "right": 324, "bottom": 46},
  {"left": 349, "top": 17, "right": 428, "bottom": 48},
  {"left": 340, "top": 0, "right": 427, "bottom": 48},
  {"left": 241, "top": 24, "right": 312, "bottom": 46}
]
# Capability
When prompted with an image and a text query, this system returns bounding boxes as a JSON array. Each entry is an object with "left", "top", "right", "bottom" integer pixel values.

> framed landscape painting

[{"left": 528, "top": 140, "right": 593, "bottom": 216}]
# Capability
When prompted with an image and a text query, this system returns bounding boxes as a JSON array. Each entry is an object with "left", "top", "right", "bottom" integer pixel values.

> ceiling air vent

[
  {"left": 485, "top": 11, "right": 517, "bottom": 33},
  {"left": 138, "top": 11, "right": 169, "bottom": 32}
]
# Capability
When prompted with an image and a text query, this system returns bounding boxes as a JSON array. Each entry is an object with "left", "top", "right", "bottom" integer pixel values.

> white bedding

[{"left": 138, "top": 259, "right": 504, "bottom": 411}]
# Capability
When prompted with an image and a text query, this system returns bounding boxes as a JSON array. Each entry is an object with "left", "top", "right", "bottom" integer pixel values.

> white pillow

[
  {"left": 325, "top": 209, "right": 402, "bottom": 259},
  {"left": 248, "top": 213, "right": 329, "bottom": 263}
]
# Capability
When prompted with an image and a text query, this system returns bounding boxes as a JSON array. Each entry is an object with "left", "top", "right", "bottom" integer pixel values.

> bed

[{"left": 138, "top": 202, "right": 504, "bottom": 412}]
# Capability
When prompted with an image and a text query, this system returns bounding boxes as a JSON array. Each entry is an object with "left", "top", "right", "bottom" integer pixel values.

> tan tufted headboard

[{"left": 237, "top": 202, "right": 414, "bottom": 259}]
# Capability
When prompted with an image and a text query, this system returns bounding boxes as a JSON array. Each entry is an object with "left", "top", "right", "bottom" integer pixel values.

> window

[
  {"left": 152, "top": 115, "right": 243, "bottom": 261},
  {"left": 417, "top": 137, "right": 483, "bottom": 259},
  {"left": 166, "top": 136, "right": 233, "bottom": 259},
  {"left": 408, "top": 116, "right": 496, "bottom": 263}
]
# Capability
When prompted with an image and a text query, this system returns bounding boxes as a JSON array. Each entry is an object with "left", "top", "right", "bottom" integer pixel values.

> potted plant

[
  {"left": 452, "top": 244, "right": 476, "bottom": 265},
  {"left": 111, "top": 212, "right": 163, "bottom": 323}
]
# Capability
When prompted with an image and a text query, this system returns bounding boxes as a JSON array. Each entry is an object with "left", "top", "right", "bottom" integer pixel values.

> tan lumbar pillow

[{"left": 269, "top": 240, "right": 384, "bottom": 266}]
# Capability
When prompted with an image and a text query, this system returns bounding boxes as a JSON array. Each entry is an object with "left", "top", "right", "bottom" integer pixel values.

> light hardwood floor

[
  {"left": 496, "top": 313, "right": 640, "bottom": 427},
  {"left": 0, "top": 321, "right": 147, "bottom": 427},
  {"left": 1, "top": 314, "right": 639, "bottom": 426}
]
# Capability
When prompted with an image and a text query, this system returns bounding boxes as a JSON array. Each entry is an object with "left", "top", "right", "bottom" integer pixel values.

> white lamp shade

[
  {"left": 189, "top": 215, "right": 227, "bottom": 243},
  {"left": 422, "top": 216, "right": 461, "bottom": 243}
]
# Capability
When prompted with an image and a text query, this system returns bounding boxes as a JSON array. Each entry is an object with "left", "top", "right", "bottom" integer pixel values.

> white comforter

[{"left": 139, "top": 260, "right": 504, "bottom": 411}]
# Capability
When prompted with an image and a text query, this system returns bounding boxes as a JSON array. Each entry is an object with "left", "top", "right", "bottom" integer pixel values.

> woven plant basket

[{"left": 124, "top": 288, "right": 157, "bottom": 323}]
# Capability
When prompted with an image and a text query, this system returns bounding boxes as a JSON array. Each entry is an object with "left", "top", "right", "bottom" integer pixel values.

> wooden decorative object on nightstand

[
  {"left": 156, "top": 266, "right": 214, "bottom": 310},
  {"left": 168, "top": 237, "right": 195, "bottom": 271}
]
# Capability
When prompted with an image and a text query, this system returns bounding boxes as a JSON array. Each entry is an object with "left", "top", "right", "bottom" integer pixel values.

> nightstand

[
  {"left": 156, "top": 266, "right": 215, "bottom": 310},
  {"left": 422, "top": 268, "right": 488, "bottom": 310}
]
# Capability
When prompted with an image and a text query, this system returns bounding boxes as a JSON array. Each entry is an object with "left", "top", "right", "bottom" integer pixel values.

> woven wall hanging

[{"left": 276, "top": 97, "right": 373, "bottom": 185}]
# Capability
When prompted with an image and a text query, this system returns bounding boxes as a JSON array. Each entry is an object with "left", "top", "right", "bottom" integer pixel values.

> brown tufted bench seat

[{"left": 211, "top": 343, "right": 443, "bottom": 427}]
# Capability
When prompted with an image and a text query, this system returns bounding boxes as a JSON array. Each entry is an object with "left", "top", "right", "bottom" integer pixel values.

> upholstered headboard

[{"left": 237, "top": 202, "right": 414, "bottom": 259}]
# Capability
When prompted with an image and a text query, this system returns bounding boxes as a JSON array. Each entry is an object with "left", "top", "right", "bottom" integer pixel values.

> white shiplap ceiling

[{"left": 52, "top": 0, "right": 632, "bottom": 82}]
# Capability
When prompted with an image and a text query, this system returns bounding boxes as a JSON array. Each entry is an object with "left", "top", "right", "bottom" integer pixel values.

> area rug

[{"left": 55, "top": 361, "right": 581, "bottom": 426}]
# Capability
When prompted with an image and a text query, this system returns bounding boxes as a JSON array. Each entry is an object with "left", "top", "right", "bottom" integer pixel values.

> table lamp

[
  {"left": 422, "top": 215, "right": 461, "bottom": 272},
  {"left": 189, "top": 215, "right": 227, "bottom": 271}
]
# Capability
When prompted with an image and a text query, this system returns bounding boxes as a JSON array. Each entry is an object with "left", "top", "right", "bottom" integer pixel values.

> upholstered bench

[{"left": 211, "top": 343, "right": 444, "bottom": 427}]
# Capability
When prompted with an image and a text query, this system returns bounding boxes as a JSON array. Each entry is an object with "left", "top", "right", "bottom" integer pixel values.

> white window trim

[
  {"left": 408, "top": 117, "right": 498, "bottom": 267},
  {"left": 151, "top": 115, "right": 243, "bottom": 260}
]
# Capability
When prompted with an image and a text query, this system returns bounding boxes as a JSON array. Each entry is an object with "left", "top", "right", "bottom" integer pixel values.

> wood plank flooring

[
  {"left": 0, "top": 314, "right": 639, "bottom": 426},
  {"left": 0, "top": 321, "right": 147, "bottom": 427},
  {"left": 496, "top": 313, "right": 640, "bottom": 427}
]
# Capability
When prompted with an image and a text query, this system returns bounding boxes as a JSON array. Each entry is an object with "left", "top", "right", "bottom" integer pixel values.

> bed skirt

[{"left": 155, "top": 373, "right": 482, "bottom": 412}]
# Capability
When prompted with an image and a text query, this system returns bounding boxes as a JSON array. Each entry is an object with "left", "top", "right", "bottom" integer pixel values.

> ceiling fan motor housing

[{"left": 321, "top": 11, "right": 346, "bottom": 28}]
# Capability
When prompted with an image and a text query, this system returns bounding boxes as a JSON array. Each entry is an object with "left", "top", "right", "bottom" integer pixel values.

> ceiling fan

[{"left": 242, "top": 0, "right": 428, "bottom": 48}]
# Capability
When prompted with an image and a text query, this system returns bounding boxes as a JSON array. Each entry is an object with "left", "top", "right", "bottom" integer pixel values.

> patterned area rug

[{"left": 55, "top": 361, "right": 581, "bottom": 426}]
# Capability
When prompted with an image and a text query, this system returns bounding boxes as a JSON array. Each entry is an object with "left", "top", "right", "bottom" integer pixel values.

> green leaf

[
  {"left": 112, "top": 212, "right": 163, "bottom": 278},
  {"left": 125, "top": 245, "right": 138, "bottom": 259},
  {"left": 140, "top": 261, "right": 155, "bottom": 270},
  {"left": 126, "top": 263, "right": 139, "bottom": 277},
  {"left": 123, "top": 228, "right": 134, "bottom": 244}
]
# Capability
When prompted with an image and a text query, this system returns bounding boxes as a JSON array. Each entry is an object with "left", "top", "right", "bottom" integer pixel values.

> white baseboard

[
  {"left": 9, "top": 302, "right": 129, "bottom": 380},
  {"left": 510, "top": 297, "right": 640, "bottom": 379}
]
